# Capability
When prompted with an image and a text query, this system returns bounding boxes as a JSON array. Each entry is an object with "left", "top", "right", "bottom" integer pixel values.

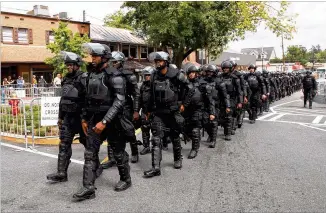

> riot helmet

[
  {"left": 148, "top": 51, "right": 170, "bottom": 71},
  {"left": 221, "top": 60, "right": 233, "bottom": 73},
  {"left": 110, "top": 51, "right": 126, "bottom": 69},
  {"left": 82, "top": 43, "right": 112, "bottom": 68}
]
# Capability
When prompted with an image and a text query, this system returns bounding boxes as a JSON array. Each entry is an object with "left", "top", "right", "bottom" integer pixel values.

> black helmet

[
  {"left": 60, "top": 51, "right": 83, "bottom": 66},
  {"left": 182, "top": 62, "right": 199, "bottom": 74},
  {"left": 82, "top": 43, "right": 111, "bottom": 59},
  {"left": 306, "top": 70, "right": 312, "bottom": 75},
  {"left": 256, "top": 71, "right": 262, "bottom": 76},
  {"left": 142, "top": 66, "right": 155, "bottom": 76},
  {"left": 262, "top": 69, "right": 268, "bottom": 74},
  {"left": 221, "top": 60, "right": 233, "bottom": 69},
  {"left": 228, "top": 59, "right": 237, "bottom": 68},
  {"left": 110, "top": 51, "right": 126, "bottom": 62},
  {"left": 148, "top": 51, "right": 170, "bottom": 62},
  {"left": 248, "top": 64, "right": 256, "bottom": 70},
  {"left": 169, "top": 64, "right": 178, "bottom": 69},
  {"left": 206, "top": 64, "right": 217, "bottom": 72}
]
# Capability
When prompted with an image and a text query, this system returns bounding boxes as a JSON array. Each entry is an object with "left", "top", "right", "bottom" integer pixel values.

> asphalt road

[{"left": 1, "top": 91, "right": 326, "bottom": 212}]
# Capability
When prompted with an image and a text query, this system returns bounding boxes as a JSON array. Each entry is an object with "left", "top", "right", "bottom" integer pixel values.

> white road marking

[
  {"left": 256, "top": 113, "right": 276, "bottom": 121},
  {"left": 279, "top": 107, "right": 326, "bottom": 114},
  {"left": 270, "top": 100, "right": 302, "bottom": 113},
  {"left": 272, "top": 109, "right": 324, "bottom": 117},
  {"left": 299, "top": 123, "right": 326, "bottom": 132},
  {"left": 0, "top": 142, "right": 84, "bottom": 165},
  {"left": 312, "top": 115, "right": 324, "bottom": 124},
  {"left": 268, "top": 113, "right": 287, "bottom": 121},
  {"left": 258, "top": 118, "right": 326, "bottom": 127}
]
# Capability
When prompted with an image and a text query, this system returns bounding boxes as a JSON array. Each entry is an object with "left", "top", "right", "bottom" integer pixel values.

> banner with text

[{"left": 41, "top": 97, "right": 61, "bottom": 126}]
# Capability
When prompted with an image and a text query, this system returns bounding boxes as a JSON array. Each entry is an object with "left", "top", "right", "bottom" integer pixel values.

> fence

[
  {"left": 0, "top": 97, "right": 59, "bottom": 148},
  {"left": 1, "top": 85, "right": 61, "bottom": 102}
]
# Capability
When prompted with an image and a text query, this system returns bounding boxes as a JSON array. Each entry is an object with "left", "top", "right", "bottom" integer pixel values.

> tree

[
  {"left": 270, "top": 57, "right": 283, "bottom": 63},
  {"left": 285, "top": 45, "right": 308, "bottom": 64},
  {"left": 104, "top": 9, "right": 134, "bottom": 30},
  {"left": 118, "top": 1, "right": 296, "bottom": 67},
  {"left": 45, "top": 21, "right": 91, "bottom": 76}
]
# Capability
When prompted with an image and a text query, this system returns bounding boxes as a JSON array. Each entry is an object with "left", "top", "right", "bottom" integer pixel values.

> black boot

[
  {"left": 144, "top": 137, "right": 162, "bottom": 178},
  {"left": 73, "top": 151, "right": 96, "bottom": 201},
  {"left": 309, "top": 101, "right": 312, "bottom": 109},
  {"left": 140, "top": 129, "right": 151, "bottom": 155},
  {"left": 162, "top": 136, "right": 168, "bottom": 151},
  {"left": 101, "top": 144, "right": 116, "bottom": 169},
  {"left": 95, "top": 156, "right": 103, "bottom": 178},
  {"left": 231, "top": 117, "right": 237, "bottom": 135},
  {"left": 115, "top": 151, "right": 132, "bottom": 192},
  {"left": 173, "top": 137, "right": 182, "bottom": 169},
  {"left": 225, "top": 135, "right": 231, "bottom": 141},
  {"left": 47, "top": 145, "right": 71, "bottom": 182},
  {"left": 188, "top": 128, "right": 200, "bottom": 159},
  {"left": 130, "top": 138, "right": 139, "bottom": 163}
]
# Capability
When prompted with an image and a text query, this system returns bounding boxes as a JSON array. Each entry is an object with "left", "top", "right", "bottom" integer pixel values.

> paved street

[{"left": 1, "top": 91, "right": 326, "bottom": 212}]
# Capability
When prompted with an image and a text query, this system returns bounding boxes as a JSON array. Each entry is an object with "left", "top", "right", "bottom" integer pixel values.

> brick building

[{"left": 1, "top": 5, "right": 90, "bottom": 84}]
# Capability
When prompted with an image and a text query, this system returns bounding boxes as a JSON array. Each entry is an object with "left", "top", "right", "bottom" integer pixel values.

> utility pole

[
  {"left": 83, "top": 10, "right": 86, "bottom": 22},
  {"left": 281, "top": 34, "right": 285, "bottom": 72},
  {"left": 261, "top": 46, "right": 264, "bottom": 71}
]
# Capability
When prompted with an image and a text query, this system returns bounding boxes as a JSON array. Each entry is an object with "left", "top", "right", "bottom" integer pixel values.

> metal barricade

[
  {"left": 29, "top": 97, "right": 60, "bottom": 147},
  {"left": 0, "top": 98, "right": 28, "bottom": 148},
  {"left": 1, "top": 85, "right": 62, "bottom": 99}
]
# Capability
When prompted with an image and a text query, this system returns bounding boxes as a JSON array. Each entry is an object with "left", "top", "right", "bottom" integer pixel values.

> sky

[{"left": 2, "top": 1, "right": 326, "bottom": 58}]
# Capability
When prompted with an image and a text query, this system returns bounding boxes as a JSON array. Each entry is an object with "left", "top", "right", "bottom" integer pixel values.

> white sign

[
  {"left": 15, "top": 90, "right": 26, "bottom": 98},
  {"left": 41, "top": 97, "right": 61, "bottom": 126}
]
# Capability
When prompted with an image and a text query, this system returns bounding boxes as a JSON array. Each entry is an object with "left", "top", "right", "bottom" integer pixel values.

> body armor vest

[
  {"left": 60, "top": 72, "right": 83, "bottom": 112},
  {"left": 86, "top": 71, "right": 112, "bottom": 111},
  {"left": 247, "top": 75, "right": 259, "bottom": 90}
]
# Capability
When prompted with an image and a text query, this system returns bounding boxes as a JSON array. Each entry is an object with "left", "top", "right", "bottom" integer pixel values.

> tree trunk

[{"left": 173, "top": 50, "right": 186, "bottom": 69}]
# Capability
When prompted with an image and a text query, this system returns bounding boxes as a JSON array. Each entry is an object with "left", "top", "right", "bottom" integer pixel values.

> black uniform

[
  {"left": 269, "top": 73, "right": 278, "bottom": 104},
  {"left": 220, "top": 61, "right": 243, "bottom": 140},
  {"left": 245, "top": 69, "right": 266, "bottom": 123},
  {"left": 144, "top": 52, "right": 189, "bottom": 177},
  {"left": 139, "top": 66, "right": 155, "bottom": 155},
  {"left": 233, "top": 70, "right": 247, "bottom": 129},
  {"left": 73, "top": 43, "right": 130, "bottom": 200},
  {"left": 302, "top": 71, "right": 317, "bottom": 108},
  {"left": 262, "top": 70, "right": 271, "bottom": 112},
  {"left": 183, "top": 63, "right": 215, "bottom": 158},
  {"left": 46, "top": 51, "right": 97, "bottom": 183}
]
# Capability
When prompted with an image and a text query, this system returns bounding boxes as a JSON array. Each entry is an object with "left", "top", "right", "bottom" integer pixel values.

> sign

[
  {"left": 41, "top": 97, "right": 61, "bottom": 126},
  {"left": 15, "top": 89, "right": 26, "bottom": 98}
]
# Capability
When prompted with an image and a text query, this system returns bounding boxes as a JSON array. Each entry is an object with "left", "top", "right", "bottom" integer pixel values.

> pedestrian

[
  {"left": 53, "top": 74, "right": 62, "bottom": 87},
  {"left": 302, "top": 70, "right": 318, "bottom": 109},
  {"left": 16, "top": 76, "right": 25, "bottom": 89}
]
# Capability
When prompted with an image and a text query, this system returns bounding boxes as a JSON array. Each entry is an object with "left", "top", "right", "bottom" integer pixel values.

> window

[
  {"left": 130, "top": 46, "right": 137, "bottom": 58},
  {"left": 49, "top": 31, "right": 55, "bottom": 43},
  {"left": 2, "top": 27, "right": 13, "bottom": 43},
  {"left": 148, "top": 47, "right": 154, "bottom": 55},
  {"left": 109, "top": 43, "right": 116, "bottom": 52},
  {"left": 18, "top": 28, "right": 28, "bottom": 44},
  {"left": 122, "top": 45, "right": 129, "bottom": 58},
  {"left": 140, "top": 46, "right": 148, "bottom": 59}
]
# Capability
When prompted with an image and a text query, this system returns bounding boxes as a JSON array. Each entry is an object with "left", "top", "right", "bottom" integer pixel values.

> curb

[{"left": 2, "top": 128, "right": 142, "bottom": 146}]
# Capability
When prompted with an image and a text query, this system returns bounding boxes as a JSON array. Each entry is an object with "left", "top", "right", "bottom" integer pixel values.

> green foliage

[
  {"left": 45, "top": 21, "right": 91, "bottom": 76},
  {"left": 104, "top": 9, "right": 134, "bottom": 30},
  {"left": 0, "top": 105, "right": 55, "bottom": 137},
  {"left": 119, "top": 1, "right": 296, "bottom": 67},
  {"left": 282, "top": 45, "right": 326, "bottom": 64}
]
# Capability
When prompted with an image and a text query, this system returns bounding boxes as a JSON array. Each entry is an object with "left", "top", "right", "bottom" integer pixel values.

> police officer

[
  {"left": 110, "top": 51, "right": 141, "bottom": 163},
  {"left": 245, "top": 64, "right": 267, "bottom": 124},
  {"left": 143, "top": 51, "right": 190, "bottom": 178},
  {"left": 268, "top": 72, "right": 278, "bottom": 104},
  {"left": 139, "top": 66, "right": 155, "bottom": 155},
  {"left": 73, "top": 43, "right": 131, "bottom": 200},
  {"left": 302, "top": 70, "right": 317, "bottom": 109},
  {"left": 220, "top": 61, "right": 242, "bottom": 140},
  {"left": 262, "top": 69, "right": 271, "bottom": 112},
  {"left": 230, "top": 60, "right": 248, "bottom": 130},
  {"left": 183, "top": 63, "right": 215, "bottom": 158},
  {"left": 203, "top": 64, "right": 230, "bottom": 145},
  {"left": 47, "top": 51, "right": 102, "bottom": 182}
]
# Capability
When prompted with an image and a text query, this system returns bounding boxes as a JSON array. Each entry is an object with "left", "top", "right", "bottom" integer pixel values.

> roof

[
  {"left": 209, "top": 52, "right": 256, "bottom": 66},
  {"left": 124, "top": 60, "right": 154, "bottom": 71},
  {"left": 240, "top": 47, "right": 275, "bottom": 60},
  {"left": 91, "top": 24, "right": 146, "bottom": 45},
  {"left": 1, "top": 11, "right": 90, "bottom": 25},
  {"left": 1, "top": 45, "right": 54, "bottom": 63}
]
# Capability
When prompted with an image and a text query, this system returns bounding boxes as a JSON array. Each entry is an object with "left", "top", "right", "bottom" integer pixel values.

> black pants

[
  {"left": 141, "top": 113, "right": 151, "bottom": 148},
  {"left": 83, "top": 113, "right": 130, "bottom": 188},
  {"left": 185, "top": 109, "right": 202, "bottom": 149},
  {"left": 304, "top": 88, "right": 313, "bottom": 107},
  {"left": 249, "top": 91, "right": 261, "bottom": 121},
  {"left": 57, "top": 113, "right": 86, "bottom": 174},
  {"left": 150, "top": 112, "right": 183, "bottom": 170}
]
